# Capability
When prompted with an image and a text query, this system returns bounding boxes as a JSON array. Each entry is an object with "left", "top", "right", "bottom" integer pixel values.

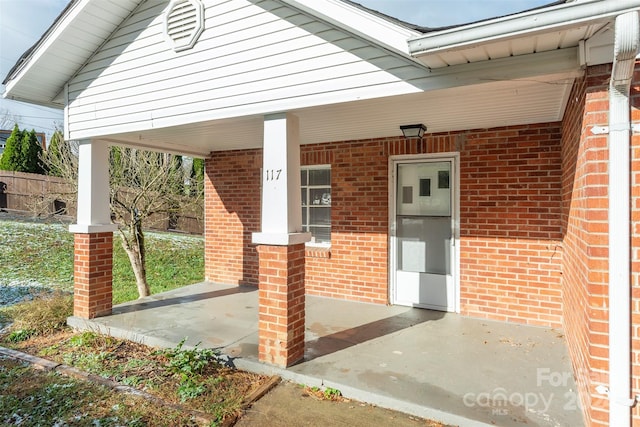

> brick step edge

[{"left": 0, "top": 345, "right": 281, "bottom": 427}]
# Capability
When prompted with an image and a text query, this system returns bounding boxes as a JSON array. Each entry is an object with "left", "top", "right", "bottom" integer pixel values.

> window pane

[
  {"left": 309, "top": 207, "right": 330, "bottom": 225},
  {"left": 310, "top": 226, "right": 330, "bottom": 243},
  {"left": 309, "top": 188, "right": 331, "bottom": 206},
  {"left": 309, "top": 169, "right": 330, "bottom": 185},
  {"left": 302, "top": 167, "right": 331, "bottom": 244}
]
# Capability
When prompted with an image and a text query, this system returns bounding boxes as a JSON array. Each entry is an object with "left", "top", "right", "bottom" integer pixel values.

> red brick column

[
  {"left": 257, "top": 243, "right": 306, "bottom": 367},
  {"left": 73, "top": 232, "right": 114, "bottom": 319}
]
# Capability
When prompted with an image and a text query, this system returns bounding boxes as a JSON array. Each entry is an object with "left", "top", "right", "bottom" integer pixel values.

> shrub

[
  {"left": 0, "top": 124, "right": 23, "bottom": 171},
  {"left": 1, "top": 292, "right": 73, "bottom": 338},
  {"left": 0, "top": 125, "right": 44, "bottom": 174}
]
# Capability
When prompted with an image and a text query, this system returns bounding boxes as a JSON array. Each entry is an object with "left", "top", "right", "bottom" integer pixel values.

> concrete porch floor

[{"left": 68, "top": 282, "right": 584, "bottom": 427}]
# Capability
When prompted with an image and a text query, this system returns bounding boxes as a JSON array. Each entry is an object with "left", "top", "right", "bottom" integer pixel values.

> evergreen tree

[
  {"left": 20, "top": 129, "right": 44, "bottom": 174},
  {"left": 192, "top": 157, "right": 204, "bottom": 181},
  {"left": 189, "top": 157, "right": 204, "bottom": 196},
  {"left": 0, "top": 124, "right": 23, "bottom": 171},
  {"left": 42, "top": 130, "right": 77, "bottom": 180},
  {"left": 45, "top": 131, "right": 64, "bottom": 177},
  {"left": 0, "top": 126, "right": 44, "bottom": 174}
]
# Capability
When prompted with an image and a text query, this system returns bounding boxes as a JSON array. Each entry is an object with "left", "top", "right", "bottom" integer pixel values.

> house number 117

[{"left": 265, "top": 169, "right": 282, "bottom": 181}]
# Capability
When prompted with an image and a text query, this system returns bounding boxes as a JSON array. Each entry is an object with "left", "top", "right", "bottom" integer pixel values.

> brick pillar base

[
  {"left": 73, "top": 232, "right": 114, "bottom": 319},
  {"left": 257, "top": 243, "right": 306, "bottom": 367}
]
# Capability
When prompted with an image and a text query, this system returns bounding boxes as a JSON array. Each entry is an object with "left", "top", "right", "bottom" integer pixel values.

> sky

[{"left": 0, "top": 0, "right": 553, "bottom": 141}]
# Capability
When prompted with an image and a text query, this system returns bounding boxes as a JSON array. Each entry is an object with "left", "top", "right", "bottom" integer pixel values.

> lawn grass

[
  {"left": 0, "top": 357, "right": 206, "bottom": 426},
  {"left": 0, "top": 218, "right": 204, "bottom": 304}
]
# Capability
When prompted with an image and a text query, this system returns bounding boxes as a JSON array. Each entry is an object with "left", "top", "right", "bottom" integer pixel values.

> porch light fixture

[{"left": 400, "top": 124, "right": 427, "bottom": 139}]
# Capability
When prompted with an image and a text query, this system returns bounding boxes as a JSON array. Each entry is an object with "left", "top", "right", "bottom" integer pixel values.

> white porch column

[
  {"left": 252, "top": 113, "right": 310, "bottom": 367},
  {"left": 252, "top": 113, "right": 311, "bottom": 245},
  {"left": 68, "top": 139, "right": 117, "bottom": 319},
  {"left": 69, "top": 140, "right": 117, "bottom": 233}
]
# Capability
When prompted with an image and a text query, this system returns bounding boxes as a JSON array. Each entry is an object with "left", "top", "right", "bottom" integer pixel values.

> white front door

[{"left": 390, "top": 157, "right": 457, "bottom": 311}]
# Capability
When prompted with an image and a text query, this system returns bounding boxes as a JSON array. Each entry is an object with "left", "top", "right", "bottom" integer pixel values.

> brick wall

[
  {"left": 560, "top": 64, "right": 615, "bottom": 426},
  {"left": 302, "top": 141, "right": 388, "bottom": 303},
  {"left": 561, "top": 65, "right": 598, "bottom": 425},
  {"left": 204, "top": 150, "right": 261, "bottom": 285},
  {"left": 204, "top": 123, "right": 564, "bottom": 327},
  {"left": 457, "top": 125, "right": 563, "bottom": 326}
]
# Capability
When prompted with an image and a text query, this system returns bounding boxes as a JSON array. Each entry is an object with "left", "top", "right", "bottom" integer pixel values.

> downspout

[{"left": 608, "top": 11, "right": 639, "bottom": 427}]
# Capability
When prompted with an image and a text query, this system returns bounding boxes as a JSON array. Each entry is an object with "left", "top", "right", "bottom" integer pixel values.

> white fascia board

[
  {"left": 280, "top": 0, "right": 421, "bottom": 57},
  {"left": 408, "top": 0, "right": 640, "bottom": 56},
  {"left": 1, "top": 95, "right": 64, "bottom": 110},
  {"left": 2, "top": 0, "right": 92, "bottom": 101}
]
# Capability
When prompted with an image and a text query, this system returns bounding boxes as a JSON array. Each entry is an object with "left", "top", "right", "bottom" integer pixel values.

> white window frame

[{"left": 301, "top": 165, "right": 331, "bottom": 247}]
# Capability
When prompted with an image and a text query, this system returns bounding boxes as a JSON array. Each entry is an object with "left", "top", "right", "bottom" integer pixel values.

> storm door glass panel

[
  {"left": 396, "top": 162, "right": 451, "bottom": 274},
  {"left": 397, "top": 162, "right": 450, "bottom": 217},
  {"left": 397, "top": 217, "right": 451, "bottom": 274}
]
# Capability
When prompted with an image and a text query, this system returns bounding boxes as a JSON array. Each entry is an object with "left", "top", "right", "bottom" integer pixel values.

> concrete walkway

[{"left": 68, "top": 282, "right": 584, "bottom": 427}]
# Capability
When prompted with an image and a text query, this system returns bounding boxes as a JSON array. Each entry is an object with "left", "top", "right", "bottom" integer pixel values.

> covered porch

[
  {"left": 68, "top": 281, "right": 583, "bottom": 427},
  {"left": 6, "top": 1, "right": 640, "bottom": 425}
]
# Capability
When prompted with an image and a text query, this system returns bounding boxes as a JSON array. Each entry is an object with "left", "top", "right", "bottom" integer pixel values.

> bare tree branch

[{"left": 38, "top": 142, "right": 204, "bottom": 298}]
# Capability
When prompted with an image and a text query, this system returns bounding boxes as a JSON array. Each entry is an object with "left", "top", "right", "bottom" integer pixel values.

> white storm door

[{"left": 392, "top": 159, "right": 455, "bottom": 311}]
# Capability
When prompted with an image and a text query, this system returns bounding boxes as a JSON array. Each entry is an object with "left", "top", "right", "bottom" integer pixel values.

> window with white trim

[{"left": 301, "top": 166, "right": 331, "bottom": 244}]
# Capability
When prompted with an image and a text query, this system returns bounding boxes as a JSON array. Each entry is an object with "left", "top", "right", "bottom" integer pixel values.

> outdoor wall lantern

[{"left": 400, "top": 124, "right": 427, "bottom": 139}]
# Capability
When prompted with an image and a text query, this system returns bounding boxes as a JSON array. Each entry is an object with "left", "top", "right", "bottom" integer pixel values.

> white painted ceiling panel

[{"left": 104, "top": 71, "right": 575, "bottom": 157}]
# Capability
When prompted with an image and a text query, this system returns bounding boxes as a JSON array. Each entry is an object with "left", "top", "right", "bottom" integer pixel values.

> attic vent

[{"left": 165, "top": 0, "right": 204, "bottom": 52}]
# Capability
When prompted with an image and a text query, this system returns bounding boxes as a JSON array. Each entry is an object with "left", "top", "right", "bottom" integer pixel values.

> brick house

[{"left": 3, "top": 0, "right": 640, "bottom": 425}]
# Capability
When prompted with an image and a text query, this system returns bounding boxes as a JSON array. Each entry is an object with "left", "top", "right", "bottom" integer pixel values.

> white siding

[{"left": 67, "top": 0, "right": 429, "bottom": 140}]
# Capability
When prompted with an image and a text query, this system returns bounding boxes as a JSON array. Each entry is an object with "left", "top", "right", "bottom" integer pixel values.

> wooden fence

[{"left": 0, "top": 170, "right": 203, "bottom": 235}]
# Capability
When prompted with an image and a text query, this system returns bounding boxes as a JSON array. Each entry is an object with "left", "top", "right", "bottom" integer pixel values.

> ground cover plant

[
  {"left": 0, "top": 217, "right": 204, "bottom": 304},
  {"left": 0, "top": 356, "right": 203, "bottom": 426},
  {"left": 0, "top": 294, "right": 270, "bottom": 426}
]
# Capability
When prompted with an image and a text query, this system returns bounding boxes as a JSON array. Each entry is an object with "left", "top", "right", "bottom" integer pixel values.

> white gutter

[
  {"left": 608, "top": 10, "right": 639, "bottom": 427},
  {"left": 408, "top": 0, "right": 640, "bottom": 56}
]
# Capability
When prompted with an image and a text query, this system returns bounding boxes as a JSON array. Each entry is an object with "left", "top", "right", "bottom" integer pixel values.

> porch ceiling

[{"left": 102, "top": 69, "right": 577, "bottom": 157}]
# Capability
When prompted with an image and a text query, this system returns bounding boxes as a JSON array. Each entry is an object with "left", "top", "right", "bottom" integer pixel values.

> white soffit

[
  {"left": 409, "top": 0, "right": 640, "bottom": 69},
  {"left": 417, "top": 22, "right": 609, "bottom": 69},
  {"left": 3, "top": 0, "right": 140, "bottom": 107}
]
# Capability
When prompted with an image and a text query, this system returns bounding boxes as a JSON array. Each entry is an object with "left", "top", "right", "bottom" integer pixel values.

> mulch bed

[{"left": 2, "top": 330, "right": 277, "bottom": 425}]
